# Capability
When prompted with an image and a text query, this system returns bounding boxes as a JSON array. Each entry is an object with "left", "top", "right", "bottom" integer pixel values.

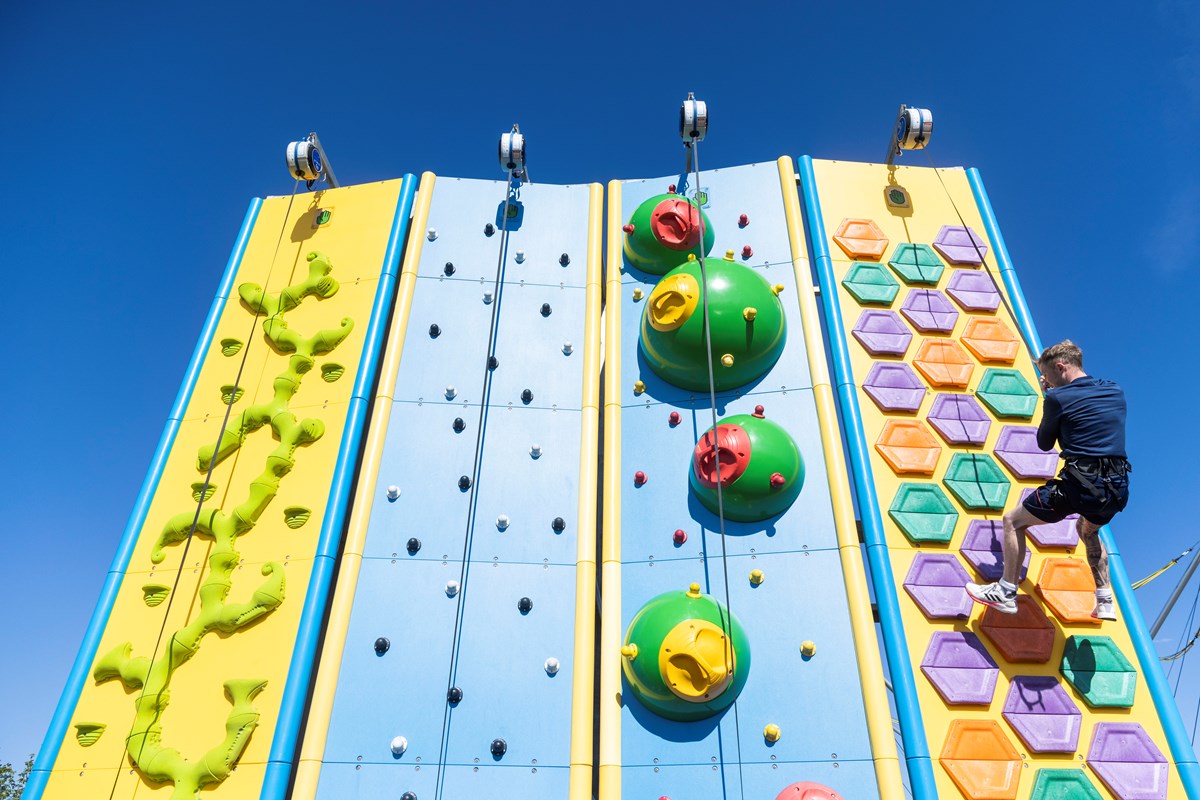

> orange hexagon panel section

[
  {"left": 980, "top": 596, "right": 1055, "bottom": 663},
  {"left": 1037, "top": 558, "right": 1102, "bottom": 625},
  {"left": 961, "top": 318, "right": 1020, "bottom": 365},
  {"left": 875, "top": 419, "right": 942, "bottom": 475},
  {"left": 832, "top": 218, "right": 889, "bottom": 261},
  {"left": 940, "top": 719, "right": 1023, "bottom": 800},
  {"left": 913, "top": 339, "right": 975, "bottom": 388}
]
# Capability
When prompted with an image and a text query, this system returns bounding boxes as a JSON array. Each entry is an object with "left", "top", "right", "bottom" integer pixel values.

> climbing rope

[
  {"left": 432, "top": 171, "right": 519, "bottom": 800},
  {"left": 103, "top": 180, "right": 302, "bottom": 800},
  {"left": 1133, "top": 541, "right": 1199, "bottom": 590},
  {"left": 685, "top": 134, "right": 747, "bottom": 800},
  {"left": 1168, "top": 581, "right": 1200, "bottom": 691}
]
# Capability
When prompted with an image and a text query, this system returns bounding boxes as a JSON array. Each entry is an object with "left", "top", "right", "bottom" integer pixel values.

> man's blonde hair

[{"left": 1038, "top": 340, "right": 1083, "bottom": 370}]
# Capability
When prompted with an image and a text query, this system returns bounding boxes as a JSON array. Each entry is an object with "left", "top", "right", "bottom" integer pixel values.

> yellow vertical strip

[
  {"left": 776, "top": 157, "right": 904, "bottom": 798},
  {"left": 596, "top": 179, "right": 624, "bottom": 800},
  {"left": 292, "top": 172, "right": 438, "bottom": 800},
  {"left": 568, "top": 182, "right": 604, "bottom": 799}
]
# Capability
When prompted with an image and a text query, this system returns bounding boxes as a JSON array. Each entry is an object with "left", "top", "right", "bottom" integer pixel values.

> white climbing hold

[
  {"left": 386, "top": 485, "right": 401, "bottom": 500},
  {"left": 530, "top": 444, "right": 542, "bottom": 458},
  {"left": 427, "top": 228, "right": 438, "bottom": 241},
  {"left": 483, "top": 291, "right": 494, "bottom": 304},
  {"left": 390, "top": 736, "right": 408, "bottom": 756},
  {"left": 562, "top": 342, "right": 573, "bottom": 355},
  {"left": 515, "top": 250, "right": 526, "bottom": 263},
  {"left": 445, "top": 386, "right": 457, "bottom": 400},
  {"left": 446, "top": 580, "right": 459, "bottom": 597},
  {"left": 496, "top": 514, "right": 510, "bottom": 530},
  {"left": 544, "top": 657, "right": 560, "bottom": 675}
]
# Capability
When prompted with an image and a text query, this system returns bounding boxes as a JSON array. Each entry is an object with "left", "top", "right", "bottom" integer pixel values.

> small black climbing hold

[
  {"left": 406, "top": 537, "right": 421, "bottom": 554},
  {"left": 374, "top": 637, "right": 390, "bottom": 655},
  {"left": 552, "top": 516, "right": 566, "bottom": 533},
  {"left": 540, "top": 303, "right": 552, "bottom": 317},
  {"left": 559, "top": 253, "right": 570, "bottom": 266},
  {"left": 521, "top": 389, "right": 533, "bottom": 404},
  {"left": 518, "top": 596, "right": 533, "bottom": 614},
  {"left": 453, "top": 417, "right": 465, "bottom": 433},
  {"left": 444, "top": 262, "right": 455, "bottom": 276},
  {"left": 488, "top": 355, "right": 499, "bottom": 370},
  {"left": 429, "top": 324, "right": 441, "bottom": 338},
  {"left": 447, "top": 686, "right": 463, "bottom": 704},
  {"left": 401, "top": 793, "right": 417, "bottom": 800},
  {"left": 458, "top": 475, "right": 472, "bottom": 490},
  {"left": 484, "top": 223, "right": 496, "bottom": 236},
  {"left": 490, "top": 738, "right": 507, "bottom": 758}
]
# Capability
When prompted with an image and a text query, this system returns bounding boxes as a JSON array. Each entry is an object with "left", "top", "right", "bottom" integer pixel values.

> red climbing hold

[
  {"left": 622, "top": 223, "right": 634, "bottom": 234},
  {"left": 742, "top": 245, "right": 753, "bottom": 259},
  {"left": 673, "top": 529, "right": 687, "bottom": 545},
  {"left": 668, "top": 411, "right": 682, "bottom": 426},
  {"left": 739, "top": 213, "right": 749, "bottom": 227},
  {"left": 775, "top": 782, "right": 843, "bottom": 800},
  {"left": 667, "top": 184, "right": 676, "bottom": 193},
  {"left": 692, "top": 424, "right": 752, "bottom": 489},
  {"left": 770, "top": 472, "right": 787, "bottom": 488},
  {"left": 634, "top": 470, "right": 648, "bottom": 486},
  {"left": 753, "top": 404, "right": 765, "bottom": 418},
  {"left": 651, "top": 198, "right": 704, "bottom": 251}
]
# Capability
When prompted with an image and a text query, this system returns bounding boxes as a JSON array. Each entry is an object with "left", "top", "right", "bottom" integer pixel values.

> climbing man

[{"left": 966, "top": 340, "right": 1131, "bottom": 619}]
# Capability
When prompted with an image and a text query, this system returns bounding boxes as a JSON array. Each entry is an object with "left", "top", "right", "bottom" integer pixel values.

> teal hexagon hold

[
  {"left": 889, "top": 483, "right": 959, "bottom": 543},
  {"left": 842, "top": 262, "right": 900, "bottom": 306},
  {"left": 1029, "top": 769, "right": 1104, "bottom": 800},
  {"left": 888, "top": 243, "right": 945, "bottom": 285},
  {"left": 976, "top": 368, "right": 1039, "bottom": 419},
  {"left": 1060, "top": 635, "right": 1137, "bottom": 708},
  {"left": 943, "top": 453, "right": 1010, "bottom": 510}
]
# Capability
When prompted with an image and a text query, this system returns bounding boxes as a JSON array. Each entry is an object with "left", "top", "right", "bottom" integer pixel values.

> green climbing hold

[
  {"left": 976, "top": 368, "right": 1039, "bottom": 419},
  {"left": 221, "top": 385, "right": 244, "bottom": 405},
  {"left": 1060, "top": 635, "right": 1137, "bottom": 708},
  {"left": 191, "top": 482, "right": 217, "bottom": 503},
  {"left": 942, "top": 453, "right": 1010, "bottom": 510},
  {"left": 220, "top": 338, "right": 243, "bottom": 357},
  {"left": 889, "top": 483, "right": 959, "bottom": 543},
  {"left": 1029, "top": 769, "right": 1103, "bottom": 800},
  {"left": 141, "top": 584, "right": 170, "bottom": 607},
  {"left": 284, "top": 506, "right": 311, "bottom": 529},
  {"left": 887, "top": 243, "right": 945, "bottom": 285},
  {"left": 841, "top": 262, "right": 900, "bottom": 306},
  {"left": 74, "top": 722, "right": 106, "bottom": 748},
  {"left": 689, "top": 413, "right": 804, "bottom": 522},
  {"left": 623, "top": 193, "right": 715, "bottom": 275}
]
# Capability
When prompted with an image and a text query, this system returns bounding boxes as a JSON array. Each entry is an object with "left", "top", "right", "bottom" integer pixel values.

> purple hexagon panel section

[
  {"left": 928, "top": 393, "right": 991, "bottom": 446},
  {"left": 995, "top": 425, "right": 1060, "bottom": 479},
  {"left": 960, "top": 520, "right": 1029, "bottom": 581},
  {"left": 1021, "top": 488, "right": 1080, "bottom": 548},
  {"left": 1002, "top": 675, "right": 1082, "bottom": 753},
  {"left": 903, "top": 553, "right": 972, "bottom": 619},
  {"left": 947, "top": 269, "right": 1002, "bottom": 312},
  {"left": 852, "top": 309, "right": 912, "bottom": 357},
  {"left": 1088, "top": 722, "right": 1168, "bottom": 800},
  {"left": 900, "top": 289, "right": 959, "bottom": 334},
  {"left": 921, "top": 631, "right": 999, "bottom": 705},
  {"left": 863, "top": 362, "right": 926, "bottom": 413},
  {"left": 933, "top": 225, "right": 989, "bottom": 265}
]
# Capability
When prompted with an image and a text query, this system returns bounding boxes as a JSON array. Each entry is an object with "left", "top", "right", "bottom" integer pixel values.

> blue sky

[{"left": 4, "top": 0, "right": 1200, "bottom": 766}]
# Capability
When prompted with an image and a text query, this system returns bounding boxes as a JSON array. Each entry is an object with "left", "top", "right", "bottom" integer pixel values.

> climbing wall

[
  {"left": 294, "top": 173, "right": 602, "bottom": 800},
  {"left": 803, "top": 158, "right": 1186, "bottom": 800},
  {"left": 29, "top": 176, "right": 418, "bottom": 799},
  {"left": 597, "top": 160, "right": 902, "bottom": 800}
]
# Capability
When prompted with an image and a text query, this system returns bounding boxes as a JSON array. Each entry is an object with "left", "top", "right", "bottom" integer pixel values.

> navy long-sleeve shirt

[{"left": 1037, "top": 376, "right": 1127, "bottom": 458}]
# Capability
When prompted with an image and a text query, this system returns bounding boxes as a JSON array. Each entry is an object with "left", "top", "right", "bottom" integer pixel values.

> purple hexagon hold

[
  {"left": 900, "top": 289, "right": 959, "bottom": 333},
  {"left": 960, "top": 520, "right": 1029, "bottom": 581},
  {"left": 903, "top": 553, "right": 973, "bottom": 619},
  {"left": 927, "top": 393, "right": 991, "bottom": 445},
  {"left": 946, "top": 269, "right": 1002, "bottom": 312},
  {"left": 1021, "top": 488, "right": 1080, "bottom": 548},
  {"left": 921, "top": 631, "right": 999, "bottom": 705},
  {"left": 863, "top": 362, "right": 926, "bottom": 413},
  {"left": 1002, "top": 675, "right": 1082, "bottom": 753},
  {"left": 852, "top": 309, "right": 913, "bottom": 357},
  {"left": 995, "top": 425, "right": 1060, "bottom": 479},
  {"left": 933, "top": 225, "right": 989, "bottom": 265},
  {"left": 1088, "top": 722, "right": 1168, "bottom": 800}
]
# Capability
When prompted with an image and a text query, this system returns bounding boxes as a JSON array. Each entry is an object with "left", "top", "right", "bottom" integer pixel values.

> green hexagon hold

[
  {"left": 689, "top": 413, "right": 804, "bottom": 522},
  {"left": 623, "top": 193, "right": 715, "bottom": 275},
  {"left": 943, "top": 453, "right": 1010, "bottom": 510},
  {"left": 621, "top": 585, "right": 751, "bottom": 721},
  {"left": 887, "top": 243, "right": 945, "bottom": 285},
  {"left": 639, "top": 258, "right": 786, "bottom": 392},
  {"left": 1060, "top": 635, "right": 1137, "bottom": 708},
  {"left": 976, "top": 368, "right": 1039, "bottom": 419},
  {"left": 1029, "top": 769, "right": 1104, "bottom": 800},
  {"left": 888, "top": 482, "right": 958, "bottom": 543},
  {"left": 841, "top": 262, "right": 899, "bottom": 306}
]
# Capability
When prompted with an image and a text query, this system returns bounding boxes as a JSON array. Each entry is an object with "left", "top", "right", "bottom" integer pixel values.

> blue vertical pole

[
  {"left": 797, "top": 156, "right": 937, "bottom": 799},
  {"left": 968, "top": 167, "right": 1200, "bottom": 799}
]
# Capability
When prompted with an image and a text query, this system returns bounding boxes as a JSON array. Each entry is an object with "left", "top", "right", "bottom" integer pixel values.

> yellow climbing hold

[
  {"left": 743, "top": 307, "right": 757, "bottom": 321},
  {"left": 764, "top": 723, "right": 782, "bottom": 742},
  {"left": 687, "top": 582, "right": 702, "bottom": 598},
  {"left": 801, "top": 640, "right": 817, "bottom": 657},
  {"left": 749, "top": 569, "right": 764, "bottom": 585},
  {"left": 772, "top": 284, "right": 785, "bottom": 296},
  {"left": 721, "top": 354, "right": 735, "bottom": 368},
  {"left": 647, "top": 273, "right": 700, "bottom": 332},
  {"left": 659, "top": 619, "right": 735, "bottom": 702},
  {"left": 633, "top": 380, "right": 646, "bottom": 394},
  {"left": 632, "top": 288, "right": 644, "bottom": 301},
  {"left": 621, "top": 643, "right": 639, "bottom": 660},
  {"left": 724, "top": 249, "right": 735, "bottom": 261}
]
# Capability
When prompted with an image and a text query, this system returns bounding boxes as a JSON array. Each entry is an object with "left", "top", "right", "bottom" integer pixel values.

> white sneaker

[
  {"left": 1092, "top": 596, "right": 1117, "bottom": 621},
  {"left": 966, "top": 581, "right": 1018, "bottom": 615}
]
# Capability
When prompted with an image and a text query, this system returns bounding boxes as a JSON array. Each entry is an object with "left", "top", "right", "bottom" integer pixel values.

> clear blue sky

[{"left": 4, "top": 0, "right": 1199, "bottom": 766}]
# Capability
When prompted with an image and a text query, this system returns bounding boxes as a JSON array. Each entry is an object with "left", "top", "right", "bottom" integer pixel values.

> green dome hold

[
  {"left": 623, "top": 193, "right": 715, "bottom": 275},
  {"left": 639, "top": 257, "right": 786, "bottom": 392},
  {"left": 690, "top": 412, "right": 804, "bottom": 522},
  {"left": 621, "top": 584, "right": 751, "bottom": 721}
]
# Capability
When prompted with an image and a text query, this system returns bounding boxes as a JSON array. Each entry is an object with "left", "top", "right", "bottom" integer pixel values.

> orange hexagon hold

[
  {"left": 1037, "top": 557, "right": 1102, "bottom": 625},
  {"left": 913, "top": 339, "right": 975, "bottom": 388},
  {"left": 961, "top": 318, "right": 1020, "bottom": 365},
  {"left": 940, "top": 719, "right": 1023, "bottom": 800},
  {"left": 875, "top": 419, "right": 942, "bottom": 475},
  {"left": 980, "top": 596, "right": 1055, "bottom": 663},
  {"left": 832, "top": 218, "right": 889, "bottom": 261}
]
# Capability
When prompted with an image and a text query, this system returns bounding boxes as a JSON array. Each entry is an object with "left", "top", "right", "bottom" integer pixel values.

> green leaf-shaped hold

[
  {"left": 284, "top": 507, "right": 311, "bottom": 529},
  {"left": 220, "top": 385, "right": 244, "bottom": 405},
  {"left": 220, "top": 338, "right": 243, "bottom": 357},
  {"left": 191, "top": 482, "right": 216, "bottom": 503},
  {"left": 321, "top": 363, "right": 345, "bottom": 383},
  {"left": 75, "top": 722, "right": 106, "bottom": 747},
  {"left": 142, "top": 584, "right": 170, "bottom": 607}
]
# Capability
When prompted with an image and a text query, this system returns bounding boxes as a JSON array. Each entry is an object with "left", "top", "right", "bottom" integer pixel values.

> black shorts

[{"left": 1023, "top": 467, "right": 1130, "bottom": 526}]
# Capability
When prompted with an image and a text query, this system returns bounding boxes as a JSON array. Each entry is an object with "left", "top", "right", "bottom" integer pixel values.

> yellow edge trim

[
  {"left": 776, "top": 157, "right": 904, "bottom": 799},
  {"left": 568, "top": 182, "right": 604, "bottom": 799},
  {"left": 597, "top": 179, "right": 623, "bottom": 800},
  {"left": 292, "top": 172, "right": 438, "bottom": 800}
]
